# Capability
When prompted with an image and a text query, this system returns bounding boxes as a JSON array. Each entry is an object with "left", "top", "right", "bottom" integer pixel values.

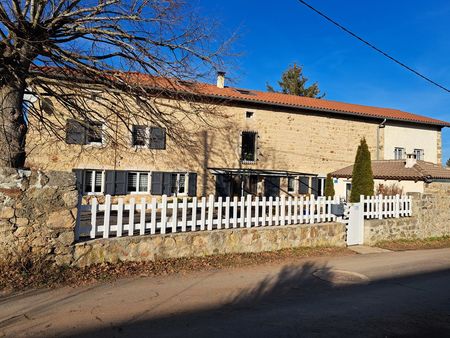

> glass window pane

[
  {"left": 87, "top": 122, "right": 103, "bottom": 143},
  {"left": 288, "top": 177, "right": 295, "bottom": 192},
  {"left": 132, "top": 125, "right": 147, "bottom": 146},
  {"left": 127, "top": 173, "right": 137, "bottom": 192},
  {"left": 94, "top": 171, "right": 102, "bottom": 192},
  {"left": 241, "top": 132, "right": 256, "bottom": 162},
  {"left": 139, "top": 173, "right": 148, "bottom": 192},
  {"left": 178, "top": 174, "right": 186, "bottom": 194}
]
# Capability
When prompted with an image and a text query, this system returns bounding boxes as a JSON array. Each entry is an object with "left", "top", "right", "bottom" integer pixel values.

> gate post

[{"left": 346, "top": 202, "right": 364, "bottom": 246}]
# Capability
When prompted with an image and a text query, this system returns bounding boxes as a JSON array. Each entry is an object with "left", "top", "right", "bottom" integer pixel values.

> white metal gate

[{"left": 345, "top": 203, "right": 364, "bottom": 246}]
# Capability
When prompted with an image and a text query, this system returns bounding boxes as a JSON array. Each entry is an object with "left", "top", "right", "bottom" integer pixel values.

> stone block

[
  {"left": 0, "top": 207, "right": 14, "bottom": 219},
  {"left": 47, "top": 210, "right": 75, "bottom": 230}
]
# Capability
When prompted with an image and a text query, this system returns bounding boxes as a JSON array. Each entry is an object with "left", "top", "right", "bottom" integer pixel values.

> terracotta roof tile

[
  {"left": 123, "top": 73, "right": 450, "bottom": 127},
  {"left": 331, "top": 160, "right": 450, "bottom": 181}
]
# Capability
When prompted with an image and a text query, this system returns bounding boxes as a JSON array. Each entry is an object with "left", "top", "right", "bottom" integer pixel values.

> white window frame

[
  {"left": 171, "top": 173, "right": 189, "bottom": 196},
  {"left": 127, "top": 172, "right": 150, "bottom": 194},
  {"left": 318, "top": 177, "right": 326, "bottom": 197},
  {"left": 83, "top": 170, "right": 104, "bottom": 195},
  {"left": 394, "top": 147, "right": 406, "bottom": 160},
  {"left": 414, "top": 148, "right": 424, "bottom": 160},
  {"left": 287, "top": 176, "right": 296, "bottom": 193},
  {"left": 86, "top": 121, "right": 105, "bottom": 146},
  {"left": 131, "top": 125, "right": 150, "bottom": 148}
]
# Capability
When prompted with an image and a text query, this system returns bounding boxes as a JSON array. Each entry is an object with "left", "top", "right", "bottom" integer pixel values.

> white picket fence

[
  {"left": 75, "top": 194, "right": 342, "bottom": 240},
  {"left": 361, "top": 194, "right": 412, "bottom": 219}
]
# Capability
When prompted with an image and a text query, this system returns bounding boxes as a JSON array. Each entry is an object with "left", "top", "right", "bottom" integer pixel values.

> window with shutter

[
  {"left": 394, "top": 147, "right": 406, "bottom": 160},
  {"left": 151, "top": 172, "right": 163, "bottom": 195},
  {"left": 126, "top": 172, "right": 149, "bottom": 193},
  {"left": 188, "top": 173, "right": 197, "bottom": 196},
  {"left": 149, "top": 127, "right": 166, "bottom": 149},
  {"left": 287, "top": 177, "right": 296, "bottom": 193},
  {"left": 414, "top": 149, "right": 424, "bottom": 160},
  {"left": 114, "top": 171, "right": 127, "bottom": 195},
  {"left": 66, "top": 119, "right": 86, "bottom": 144}
]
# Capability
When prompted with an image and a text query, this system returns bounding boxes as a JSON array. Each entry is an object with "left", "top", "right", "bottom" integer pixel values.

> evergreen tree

[
  {"left": 324, "top": 174, "right": 335, "bottom": 198},
  {"left": 350, "top": 138, "right": 374, "bottom": 202},
  {"left": 446, "top": 158, "right": 450, "bottom": 167},
  {"left": 267, "top": 64, "right": 325, "bottom": 98}
]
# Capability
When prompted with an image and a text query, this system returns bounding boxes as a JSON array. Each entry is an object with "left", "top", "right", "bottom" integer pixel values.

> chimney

[
  {"left": 405, "top": 153, "right": 417, "bottom": 168},
  {"left": 216, "top": 71, "right": 226, "bottom": 88}
]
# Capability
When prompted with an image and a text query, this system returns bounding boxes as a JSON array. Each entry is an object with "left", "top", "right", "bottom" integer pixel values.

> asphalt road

[{"left": 1, "top": 248, "right": 450, "bottom": 337}]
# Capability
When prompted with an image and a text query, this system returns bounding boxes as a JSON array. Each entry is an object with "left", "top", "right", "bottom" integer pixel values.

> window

[
  {"left": 414, "top": 149, "right": 424, "bottom": 160},
  {"left": 394, "top": 147, "right": 406, "bottom": 160},
  {"left": 86, "top": 121, "right": 103, "bottom": 144},
  {"left": 287, "top": 177, "right": 296, "bottom": 193},
  {"left": 246, "top": 111, "right": 254, "bottom": 119},
  {"left": 171, "top": 173, "right": 188, "bottom": 195},
  {"left": 132, "top": 125, "right": 147, "bottom": 147},
  {"left": 241, "top": 131, "right": 257, "bottom": 162},
  {"left": 84, "top": 170, "right": 103, "bottom": 194},
  {"left": 127, "top": 172, "right": 149, "bottom": 193}
]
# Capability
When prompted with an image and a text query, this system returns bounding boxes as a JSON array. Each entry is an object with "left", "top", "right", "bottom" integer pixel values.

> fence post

[
  {"left": 280, "top": 195, "right": 286, "bottom": 226},
  {"left": 117, "top": 198, "right": 124, "bottom": 237},
  {"left": 172, "top": 197, "right": 178, "bottom": 233},
  {"left": 200, "top": 196, "right": 206, "bottom": 231},
  {"left": 140, "top": 197, "right": 146, "bottom": 235},
  {"left": 268, "top": 196, "right": 273, "bottom": 226},
  {"left": 181, "top": 197, "right": 188, "bottom": 232},
  {"left": 299, "top": 196, "right": 304, "bottom": 224},
  {"left": 309, "top": 195, "right": 315, "bottom": 224},
  {"left": 191, "top": 197, "right": 198, "bottom": 231},
  {"left": 232, "top": 196, "right": 238, "bottom": 228},
  {"left": 75, "top": 193, "right": 82, "bottom": 241},
  {"left": 261, "top": 196, "right": 267, "bottom": 226},
  {"left": 395, "top": 194, "right": 400, "bottom": 218},
  {"left": 217, "top": 196, "right": 223, "bottom": 230},
  {"left": 224, "top": 196, "right": 230, "bottom": 229},
  {"left": 240, "top": 196, "right": 246, "bottom": 227},
  {"left": 246, "top": 194, "right": 252, "bottom": 228},
  {"left": 90, "top": 197, "right": 98, "bottom": 239},
  {"left": 150, "top": 197, "right": 157, "bottom": 234},
  {"left": 160, "top": 195, "right": 167, "bottom": 234},
  {"left": 103, "top": 194, "right": 111, "bottom": 239},
  {"left": 254, "top": 196, "right": 259, "bottom": 227},
  {"left": 207, "top": 195, "right": 214, "bottom": 231},
  {"left": 128, "top": 197, "right": 135, "bottom": 236},
  {"left": 274, "top": 196, "right": 280, "bottom": 225}
]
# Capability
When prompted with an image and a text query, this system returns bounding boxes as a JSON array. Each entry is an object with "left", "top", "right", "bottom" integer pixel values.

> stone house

[{"left": 25, "top": 72, "right": 450, "bottom": 199}]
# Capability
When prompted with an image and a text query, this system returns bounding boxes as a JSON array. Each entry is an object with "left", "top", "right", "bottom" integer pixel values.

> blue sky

[{"left": 197, "top": 0, "right": 450, "bottom": 163}]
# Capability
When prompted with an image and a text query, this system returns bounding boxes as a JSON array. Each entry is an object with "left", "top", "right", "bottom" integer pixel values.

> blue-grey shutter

[
  {"left": 264, "top": 176, "right": 280, "bottom": 197},
  {"left": 163, "top": 172, "right": 172, "bottom": 195},
  {"left": 66, "top": 119, "right": 86, "bottom": 144},
  {"left": 104, "top": 170, "right": 115, "bottom": 195},
  {"left": 216, "top": 174, "right": 230, "bottom": 197},
  {"left": 311, "top": 177, "right": 319, "bottom": 197},
  {"left": 149, "top": 127, "right": 166, "bottom": 149},
  {"left": 73, "top": 169, "right": 84, "bottom": 193},
  {"left": 115, "top": 171, "right": 127, "bottom": 195},
  {"left": 188, "top": 173, "right": 197, "bottom": 196},
  {"left": 151, "top": 172, "right": 163, "bottom": 195},
  {"left": 299, "top": 177, "right": 309, "bottom": 194}
]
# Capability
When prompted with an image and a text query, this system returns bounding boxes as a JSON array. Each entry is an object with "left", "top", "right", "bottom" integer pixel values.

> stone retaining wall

[
  {"left": 364, "top": 182, "right": 450, "bottom": 244},
  {"left": 73, "top": 223, "right": 346, "bottom": 267},
  {"left": 0, "top": 168, "right": 78, "bottom": 266}
]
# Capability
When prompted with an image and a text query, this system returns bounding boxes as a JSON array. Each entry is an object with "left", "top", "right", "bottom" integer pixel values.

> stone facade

[
  {"left": 73, "top": 222, "right": 346, "bottom": 267},
  {"left": 24, "top": 94, "right": 442, "bottom": 199},
  {"left": 364, "top": 182, "right": 450, "bottom": 244},
  {"left": 0, "top": 168, "right": 78, "bottom": 266}
]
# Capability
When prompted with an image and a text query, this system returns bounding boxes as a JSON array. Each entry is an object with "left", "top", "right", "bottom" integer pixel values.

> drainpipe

[{"left": 376, "top": 119, "right": 386, "bottom": 160}]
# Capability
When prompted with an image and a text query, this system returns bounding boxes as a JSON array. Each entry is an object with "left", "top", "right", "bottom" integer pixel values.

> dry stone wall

[
  {"left": 0, "top": 168, "right": 78, "bottom": 266},
  {"left": 364, "top": 182, "right": 450, "bottom": 244}
]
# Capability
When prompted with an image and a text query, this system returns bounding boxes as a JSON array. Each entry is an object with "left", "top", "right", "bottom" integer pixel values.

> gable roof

[
  {"left": 119, "top": 73, "right": 450, "bottom": 127},
  {"left": 331, "top": 160, "right": 450, "bottom": 181},
  {"left": 35, "top": 67, "right": 450, "bottom": 127}
]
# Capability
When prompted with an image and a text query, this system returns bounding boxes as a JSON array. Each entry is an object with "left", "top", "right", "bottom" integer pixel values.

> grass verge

[
  {"left": 376, "top": 236, "right": 450, "bottom": 251},
  {"left": 0, "top": 246, "right": 353, "bottom": 295}
]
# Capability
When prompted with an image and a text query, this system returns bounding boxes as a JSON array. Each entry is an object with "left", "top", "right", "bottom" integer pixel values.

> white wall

[
  {"left": 383, "top": 123, "right": 439, "bottom": 163},
  {"left": 334, "top": 177, "right": 424, "bottom": 200}
]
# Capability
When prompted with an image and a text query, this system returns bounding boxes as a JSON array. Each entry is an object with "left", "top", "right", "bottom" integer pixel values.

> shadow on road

[{"left": 64, "top": 262, "right": 450, "bottom": 338}]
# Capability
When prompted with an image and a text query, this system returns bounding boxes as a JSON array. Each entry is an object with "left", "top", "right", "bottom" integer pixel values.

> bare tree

[{"left": 0, "top": 0, "right": 231, "bottom": 168}]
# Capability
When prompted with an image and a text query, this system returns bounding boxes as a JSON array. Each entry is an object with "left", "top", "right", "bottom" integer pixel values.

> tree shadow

[{"left": 62, "top": 261, "right": 450, "bottom": 338}]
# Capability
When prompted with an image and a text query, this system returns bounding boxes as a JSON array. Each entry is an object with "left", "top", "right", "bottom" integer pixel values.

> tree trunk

[{"left": 0, "top": 82, "right": 27, "bottom": 168}]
